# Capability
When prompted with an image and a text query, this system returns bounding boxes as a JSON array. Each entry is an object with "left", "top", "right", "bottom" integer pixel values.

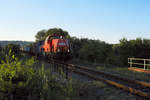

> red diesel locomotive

[{"left": 40, "top": 34, "right": 72, "bottom": 60}]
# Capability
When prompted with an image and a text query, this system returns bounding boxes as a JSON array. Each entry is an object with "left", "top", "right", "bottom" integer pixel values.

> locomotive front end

[{"left": 55, "top": 38, "right": 72, "bottom": 60}]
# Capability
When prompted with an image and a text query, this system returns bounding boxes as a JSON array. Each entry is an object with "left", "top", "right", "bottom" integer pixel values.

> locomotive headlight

[{"left": 57, "top": 48, "right": 60, "bottom": 52}]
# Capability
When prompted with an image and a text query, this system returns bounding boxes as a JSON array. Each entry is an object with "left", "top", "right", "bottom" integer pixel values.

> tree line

[{"left": 71, "top": 37, "right": 150, "bottom": 66}]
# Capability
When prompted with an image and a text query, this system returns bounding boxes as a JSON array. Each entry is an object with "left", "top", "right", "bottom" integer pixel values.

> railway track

[
  {"left": 51, "top": 60, "right": 150, "bottom": 100},
  {"left": 22, "top": 52, "right": 150, "bottom": 99}
]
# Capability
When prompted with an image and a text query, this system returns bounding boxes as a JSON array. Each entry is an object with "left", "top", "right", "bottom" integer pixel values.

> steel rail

[
  {"left": 73, "top": 65, "right": 150, "bottom": 88},
  {"left": 74, "top": 70, "right": 150, "bottom": 100}
]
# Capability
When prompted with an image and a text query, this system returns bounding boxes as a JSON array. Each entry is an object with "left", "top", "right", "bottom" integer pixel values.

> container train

[{"left": 22, "top": 34, "right": 72, "bottom": 61}]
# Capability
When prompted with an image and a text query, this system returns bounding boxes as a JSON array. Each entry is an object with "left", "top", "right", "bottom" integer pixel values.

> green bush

[{"left": 0, "top": 50, "right": 73, "bottom": 100}]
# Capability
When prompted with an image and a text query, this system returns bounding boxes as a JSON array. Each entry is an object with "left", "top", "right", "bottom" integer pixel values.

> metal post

[
  {"left": 66, "top": 67, "right": 68, "bottom": 79},
  {"left": 144, "top": 59, "right": 146, "bottom": 70},
  {"left": 68, "top": 64, "right": 73, "bottom": 80},
  {"left": 57, "top": 63, "right": 58, "bottom": 73},
  {"left": 52, "top": 63, "right": 54, "bottom": 72},
  {"left": 130, "top": 58, "right": 132, "bottom": 68}
]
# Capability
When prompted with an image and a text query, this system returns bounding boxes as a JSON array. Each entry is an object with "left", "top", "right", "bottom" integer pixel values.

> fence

[{"left": 128, "top": 58, "right": 150, "bottom": 70}]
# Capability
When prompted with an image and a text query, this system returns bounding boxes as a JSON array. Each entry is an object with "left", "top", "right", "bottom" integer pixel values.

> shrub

[{"left": 0, "top": 50, "right": 73, "bottom": 100}]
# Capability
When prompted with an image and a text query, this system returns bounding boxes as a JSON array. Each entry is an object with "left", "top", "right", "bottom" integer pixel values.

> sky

[{"left": 0, "top": 0, "right": 150, "bottom": 43}]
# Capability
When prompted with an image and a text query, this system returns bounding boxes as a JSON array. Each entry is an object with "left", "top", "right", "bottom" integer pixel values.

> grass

[
  {"left": 70, "top": 80, "right": 139, "bottom": 100},
  {"left": 96, "top": 66, "right": 150, "bottom": 82}
]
